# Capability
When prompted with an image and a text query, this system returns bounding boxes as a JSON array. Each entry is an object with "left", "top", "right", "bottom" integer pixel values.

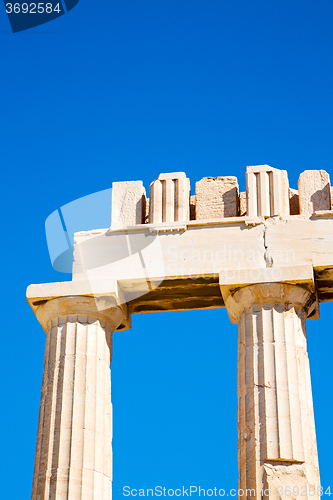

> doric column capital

[
  {"left": 26, "top": 279, "right": 131, "bottom": 332},
  {"left": 224, "top": 283, "right": 316, "bottom": 324},
  {"left": 35, "top": 295, "right": 126, "bottom": 333},
  {"left": 219, "top": 265, "right": 319, "bottom": 324}
]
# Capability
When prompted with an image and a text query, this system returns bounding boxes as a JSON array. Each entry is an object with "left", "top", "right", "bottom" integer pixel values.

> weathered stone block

[
  {"left": 111, "top": 181, "right": 146, "bottom": 229},
  {"left": 195, "top": 176, "right": 239, "bottom": 219},
  {"left": 298, "top": 169, "right": 331, "bottom": 214}
]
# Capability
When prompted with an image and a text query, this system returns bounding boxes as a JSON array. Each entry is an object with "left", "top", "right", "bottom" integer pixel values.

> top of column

[
  {"left": 219, "top": 265, "right": 319, "bottom": 324},
  {"left": 27, "top": 279, "right": 131, "bottom": 333}
]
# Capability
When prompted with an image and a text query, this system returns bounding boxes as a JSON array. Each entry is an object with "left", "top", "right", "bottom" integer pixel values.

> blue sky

[{"left": 1, "top": 0, "right": 333, "bottom": 497}]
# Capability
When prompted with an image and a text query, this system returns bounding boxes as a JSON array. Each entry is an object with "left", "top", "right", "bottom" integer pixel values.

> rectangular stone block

[
  {"left": 246, "top": 165, "right": 289, "bottom": 217},
  {"left": 195, "top": 176, "right": 239, "bottom": 219},
  {"left": 149, "top": 172, "right": 190, "bottom": 223},
  {"left": 298, "top": 170, "right": 331, "bottom": 214},
  {"left": 111, "top": 181, "right": 146, "bottom": 229}
]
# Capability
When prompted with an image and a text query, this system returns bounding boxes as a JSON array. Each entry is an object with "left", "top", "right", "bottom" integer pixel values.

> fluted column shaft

[
  {"left": 31, "top": 297, "right": 125, "bottom": 500},
  {"left": 225, "top": 284, "right": 320, "bottom": 500}
]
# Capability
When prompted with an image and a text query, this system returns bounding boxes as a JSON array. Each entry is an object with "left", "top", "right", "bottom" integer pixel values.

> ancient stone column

[
  {"left": 31, "top": 296, "right": 125, "bottom": 500},
  {"left": 223, "top": 283, "right": 320, "bottom": 500}
]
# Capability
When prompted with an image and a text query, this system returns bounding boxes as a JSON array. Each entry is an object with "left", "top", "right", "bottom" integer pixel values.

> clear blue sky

[{"left": 1, "top": 0, "right": 333, "bottom": 497}]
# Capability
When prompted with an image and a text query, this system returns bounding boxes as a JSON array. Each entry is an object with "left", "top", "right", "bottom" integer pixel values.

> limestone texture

[
  {"left": 195, "top": 176, "right": 239, "bottom": 219},
  {"left": 111, "top": 180, "right": 146, "bottom": 228},
  {"left": 298, "top": 170, "right": 331, "bottom": 214}
]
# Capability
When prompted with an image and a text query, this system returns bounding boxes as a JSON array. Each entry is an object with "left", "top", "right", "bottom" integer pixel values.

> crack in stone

[{"left": 263, "top": 222, "right": 273, "bottom": 267}]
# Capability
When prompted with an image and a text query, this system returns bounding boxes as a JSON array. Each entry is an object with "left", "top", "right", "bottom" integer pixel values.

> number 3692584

[{"left": 5, "top": 3, "right": 61, "bottom": 13}]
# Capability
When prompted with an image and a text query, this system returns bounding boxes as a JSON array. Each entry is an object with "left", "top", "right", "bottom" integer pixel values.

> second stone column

[{"left": 222, "top": 283, "right": 320, "bottom": 500}]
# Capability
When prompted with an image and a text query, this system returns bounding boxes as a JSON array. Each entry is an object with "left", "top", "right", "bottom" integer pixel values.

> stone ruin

[{"left": 27, "top": 165, "right": 333, "bottom": 500}]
